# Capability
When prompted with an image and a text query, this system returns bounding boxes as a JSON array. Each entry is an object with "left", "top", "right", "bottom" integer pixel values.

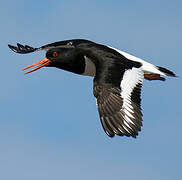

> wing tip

[
  {"left": 8, "top": 43, "right": 37, "bottom": 54},
  {"left": 106, "top": 132, "right": 139, "bottom": 138},
  {"left": 8, "top": 44, "right": 18, "bottom": 52}
]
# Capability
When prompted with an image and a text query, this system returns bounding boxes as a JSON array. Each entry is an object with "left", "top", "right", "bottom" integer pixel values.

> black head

[
  {"left": 45, "top": 47, "right": 86, "bottom": 74},
  {"left": 46, "top": 47, "right": 76, "bottom": 65},
  {"left": 19, "top": 39, "right": 94, "bottom": 75}
]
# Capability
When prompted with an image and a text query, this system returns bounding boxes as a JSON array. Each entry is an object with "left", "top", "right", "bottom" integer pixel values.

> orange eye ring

[{"left": 52, "top": 51, "right": 58, "bottom": 57}]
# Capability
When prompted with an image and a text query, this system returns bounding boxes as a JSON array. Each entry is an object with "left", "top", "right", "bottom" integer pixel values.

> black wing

[
  {"left": 94, "top": 78, "right": 143, "bottom": 138},
  {"left": 7, "top": 42, "right": 73, "bottom": 54},
  {"left": 8, "top": 43, "right": 38, "bottom": 54},
  {"left": 89, "top": 45, "right": 144, "bottom": 138},
  {"left": 8, "top": 39, "right": 92, "bottom": 54}
]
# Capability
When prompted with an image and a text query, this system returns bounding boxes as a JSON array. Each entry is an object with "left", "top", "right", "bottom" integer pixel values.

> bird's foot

[{"left": 144, "top": 73, "right": 165, "bottom": 81}]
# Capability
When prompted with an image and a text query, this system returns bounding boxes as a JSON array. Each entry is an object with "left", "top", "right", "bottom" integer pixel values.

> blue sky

[{"left": 1, "top": 0, "right": 182, "bottom": 179}]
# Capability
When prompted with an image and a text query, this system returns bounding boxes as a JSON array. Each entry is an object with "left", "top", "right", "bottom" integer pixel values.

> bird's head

[
  {"left": 8, "top": 39, "right": 94, "bottom": 75},
  {"left": 23, "top": 47, "right": 82, "bottom": 74}
]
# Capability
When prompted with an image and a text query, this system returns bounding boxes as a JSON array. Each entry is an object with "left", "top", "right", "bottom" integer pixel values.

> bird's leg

[{"left": 144, "top": 73, "right": 165, "bottom": 81}]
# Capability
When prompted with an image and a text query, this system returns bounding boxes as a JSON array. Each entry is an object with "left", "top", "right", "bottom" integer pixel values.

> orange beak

[{"left": 22, "top": 58, "right": 51, "bottom": 75}]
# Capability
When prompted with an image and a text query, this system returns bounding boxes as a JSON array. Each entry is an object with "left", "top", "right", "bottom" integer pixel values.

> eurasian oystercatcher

[{"left": 8, "top": 39, "right": 176, "bottom": 138}]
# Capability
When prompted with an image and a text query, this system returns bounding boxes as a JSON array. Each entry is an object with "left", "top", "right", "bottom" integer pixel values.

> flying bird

[{"left": 8, "top": 39, "right": 176, "bottom": 138}]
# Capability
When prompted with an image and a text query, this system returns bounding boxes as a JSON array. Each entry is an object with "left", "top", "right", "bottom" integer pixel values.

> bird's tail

[
  {"left": 143, "top": 65, "right": 176, "bottom": 81},
  {"left": 156, "top": 66, "right": 176, "bottom": 77}
]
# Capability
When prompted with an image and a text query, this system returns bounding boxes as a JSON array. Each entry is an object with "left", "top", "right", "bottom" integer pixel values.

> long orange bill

[{"left": 22, "top": 58, "right": 51, "bottom": 75}]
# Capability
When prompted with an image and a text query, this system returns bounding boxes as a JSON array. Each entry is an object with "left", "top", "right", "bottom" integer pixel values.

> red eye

[{"left": 52, "top": 51, "right": 58, "bottom": 57}]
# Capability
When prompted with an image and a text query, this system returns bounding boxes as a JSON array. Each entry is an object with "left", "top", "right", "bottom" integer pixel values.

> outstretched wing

[
  {"left": 8, "top": 43, "right": 38, "bottom": 54},
  {"left": 8, "top": 42, "right": 75, "bottom": 54},
  {"left": 94, "top": 67, "right": 144, "bottom": 138},
  {"left": 8, "top": 39, "right": 92, "bottom": 54}
]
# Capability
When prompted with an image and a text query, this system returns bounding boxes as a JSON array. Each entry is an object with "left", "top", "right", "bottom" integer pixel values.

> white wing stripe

[
  {"left": 124, "top": 116, "right": 135, "bottom": 125},
  {"left": 120, "top": 67, "right": 144, "bottom": 128},
  {"left": 124, "top": 109, "right": 135, "bottom": 119},
  {"left": 124, "top": 120, "right": 133, "bottom": 129}
]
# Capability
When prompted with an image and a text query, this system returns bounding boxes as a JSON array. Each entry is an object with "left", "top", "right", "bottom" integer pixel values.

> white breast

[{"left": 82, "top": 56, "right": 96, "bottom": 77}]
